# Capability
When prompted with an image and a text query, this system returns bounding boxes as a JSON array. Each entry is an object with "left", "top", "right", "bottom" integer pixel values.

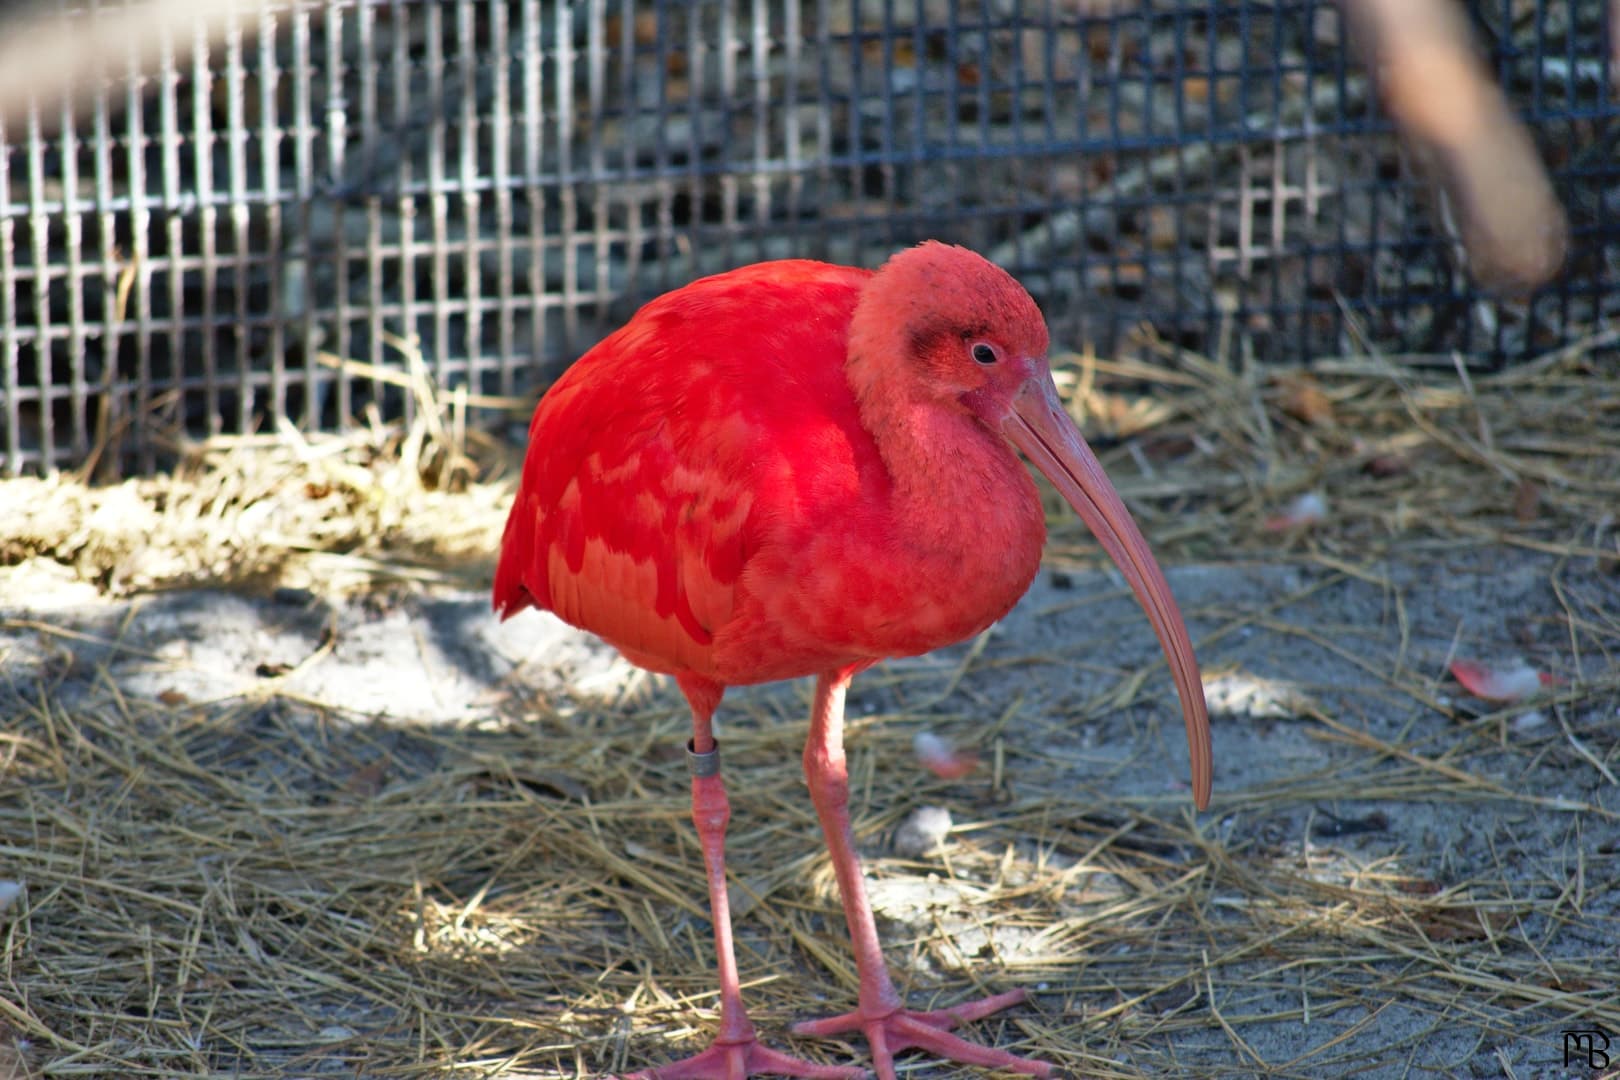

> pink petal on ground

[
  {"left": 913, "top": 731, "right": 978, "bottom": 780},
  {"left": 1449, "top": 658, "right": 1557, "bottom": 702}
]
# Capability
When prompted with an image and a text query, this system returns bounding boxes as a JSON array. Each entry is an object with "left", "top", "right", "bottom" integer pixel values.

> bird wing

[{"left": 493, "top": 260, "right": 872, "bottom": 677}]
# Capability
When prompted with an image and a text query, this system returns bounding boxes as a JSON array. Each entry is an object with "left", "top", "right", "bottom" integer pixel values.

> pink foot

[
  {"left": 622, "top": 1037, "right": 869, "bottom": 1080},
  {"left": 792, "top": 988, "right": 1053, "bottom": 1079}
]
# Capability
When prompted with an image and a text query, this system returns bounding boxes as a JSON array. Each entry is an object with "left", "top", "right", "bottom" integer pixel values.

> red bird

[{"left": 495, "top": 242, "right": 1212, "bottom": 1080}]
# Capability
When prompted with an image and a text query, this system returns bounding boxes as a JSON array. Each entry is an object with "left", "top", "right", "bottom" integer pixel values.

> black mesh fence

[{"left": 1, "top": 0, "right": 1615, "bottom": 475}]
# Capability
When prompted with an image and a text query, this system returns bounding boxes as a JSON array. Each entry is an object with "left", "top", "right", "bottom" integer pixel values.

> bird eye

[{"left": 971, "top": 343, "right": 997, "bottom": 365}]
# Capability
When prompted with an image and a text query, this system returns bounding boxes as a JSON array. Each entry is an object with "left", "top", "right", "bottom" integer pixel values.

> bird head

[
  {"left": 851, "top": 241, "right": 1213, "bottom": 810},
  {"left": 849, "top": 240, "right": 1049, "bottom": 412}
]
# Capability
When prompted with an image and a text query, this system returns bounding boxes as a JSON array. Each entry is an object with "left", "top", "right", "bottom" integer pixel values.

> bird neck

[
  {"left": 845, "top": 316, "right": 1004, "bottom": 492},
  {"left": 839, "top": 377, "right": 1047, "bottom": 655},
  {"left": 844, "top": 303, "right": 1041, "bottom": 549},
  {"left": 856, "top": 378, "right": 1039, "bottom": 546},
  {"left": 872, "top": 394, "right": 980, "bottom": 488}
]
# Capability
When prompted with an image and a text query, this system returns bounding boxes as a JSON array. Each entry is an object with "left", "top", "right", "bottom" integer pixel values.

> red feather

[
  {"left": 497, "top": 261, "right": 867, "bottom": 676},
  {"left": 493, "top": 254, "right": 1049, "bottom": 684}
]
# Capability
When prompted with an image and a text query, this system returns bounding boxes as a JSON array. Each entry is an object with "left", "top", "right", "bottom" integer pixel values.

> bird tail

[{"left": 491, "top": 493, "right": 539, "bottom": 619}]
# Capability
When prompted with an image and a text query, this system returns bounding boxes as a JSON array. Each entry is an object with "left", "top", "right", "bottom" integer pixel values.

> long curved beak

[{"left": 1003, "top": 375, "right": 1213, "bottom": 810}]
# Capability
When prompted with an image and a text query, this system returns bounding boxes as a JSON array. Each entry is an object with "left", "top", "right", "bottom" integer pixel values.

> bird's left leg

[
  {"left": 622, "top": 674, "right": 862, "bottom": 1080},
  {"left": 793, "top": 668, "right": 1054, "bottom": 1080}
]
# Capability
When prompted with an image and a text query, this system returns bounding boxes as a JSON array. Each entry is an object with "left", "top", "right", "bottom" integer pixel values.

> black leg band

[
  {"left": 686, "top": 738, "right": 722, "bottom": 778},
  {"left": 683, "top": 735, "right": 722, "bottom": 777}
]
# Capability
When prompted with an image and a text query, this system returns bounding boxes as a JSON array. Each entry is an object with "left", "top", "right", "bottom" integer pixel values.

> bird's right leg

[
  {"left": 793, "top": 669, "right": 1053, "bottom": 1080},
  {"left": 623, "top": 674, "right": 862, "bottom": 1080}
]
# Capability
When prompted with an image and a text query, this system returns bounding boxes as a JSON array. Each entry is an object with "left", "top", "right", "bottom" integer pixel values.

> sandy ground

[{"left": 2, "top": 540, "right": 1616, "bottom": 1079}]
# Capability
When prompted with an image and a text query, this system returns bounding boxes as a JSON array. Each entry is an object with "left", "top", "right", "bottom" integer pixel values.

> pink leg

[
  {"left": 793, "top": 669, "right": 1054, "bottom": 1080},
  {"left": 622, "top": 675, "right": 863, "bottom": 1080}
]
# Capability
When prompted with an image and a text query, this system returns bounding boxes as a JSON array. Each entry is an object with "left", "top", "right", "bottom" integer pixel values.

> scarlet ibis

[{"left": 495, "top": 242, "right": 1212, "bottom": 1079}]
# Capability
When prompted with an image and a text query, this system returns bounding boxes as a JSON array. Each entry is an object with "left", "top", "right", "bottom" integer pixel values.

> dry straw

[{"left": 1, "top": 331, "right": 1617, "bottom": 1078}]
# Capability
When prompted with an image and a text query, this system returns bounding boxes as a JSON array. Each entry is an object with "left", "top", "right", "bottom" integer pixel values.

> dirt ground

[{"left": 2, "top": 533, "right": 1616, "bottom": 1079}]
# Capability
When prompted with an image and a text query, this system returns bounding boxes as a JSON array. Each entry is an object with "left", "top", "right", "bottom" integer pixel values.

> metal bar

[
  {"left": 520, "top": 0, "right": 543, "bottom": 375},
  {"left": 223, "top": 1, "right": 250, "bottom": 436},
  {"left": 357, "top": 0, "right": 384, "bottom": 408},
  {"left": 325, "top": 0, "right": 351, "bottom": 426},
  {"left": 191, "top": 13, "right": 219, "bottom": 437},
  {"left": 617, "top": 0, "right": 641, "bottom": 308},
  {"left": 586, "top": 0, "right": 609, "bottom": 342},
  {"left": 28, "top": 81, "right": 57, "bottom": 469},
  {"left": 160, "top": 11, "right": 184, "bottom": 452},
  {"left": 750, "top": 0, "right": 770, "bottom": 257},
  {"left": 57, "top": 76, "right": 87, "bottom": 464},
  {"left": 555, "top": 0, "right": 577, "bottom": 353},
  {"left": 259, "top": 5, "right": 286, "bottom": 429},
  {"left": 391, "top": 0, "right": 417, "bottom": 419},
  {"left": 91, "top": 3, "right": 121, "bottom": 475},
  {"left": 718, "top": 0, "right": 738, "bottom": 270},
  {"left": 125, "top": 13, "right": 154, "bottom": 473},
  {"left": 425, "top": 0, "right": 448, "bottom": 407},
  {"left": 457, "top": 0, "right": 480, "bottom": 396},
  {"left": 0, "top": 96, "right": 18, "bottom": 475},
  {"left": 490, "top": 0, "right": 515, "bottom": 397},
  {"left": 292, "top": 3, "right": 318, "bottom": 428},
  {"left": 651, "top": 2, "right": 673, "bottom": 289}
]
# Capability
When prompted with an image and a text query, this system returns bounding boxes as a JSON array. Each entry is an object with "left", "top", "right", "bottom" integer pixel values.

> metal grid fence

[{"left": 1, "top": 0, "right": 1615, "bottom": 475}]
